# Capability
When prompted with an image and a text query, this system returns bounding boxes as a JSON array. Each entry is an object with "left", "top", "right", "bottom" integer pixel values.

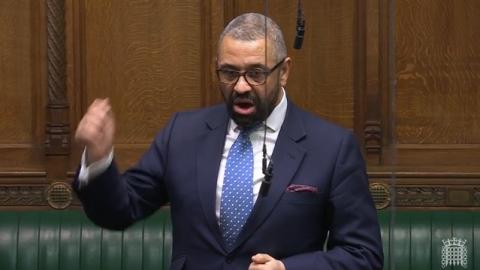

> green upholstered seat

[
  {"left": 0, "top": 209, "right": 172, "bottom": 270},
  {"left": 0, "top": 209, "right": 479, "bottom": 269},
  {"left": 378, "top": 210, "right": 478, "bottom": 270}
]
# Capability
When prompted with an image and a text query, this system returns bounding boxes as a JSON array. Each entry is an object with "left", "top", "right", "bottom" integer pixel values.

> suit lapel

[
  {"left": 196, "top": 106, "right": 229, "bottom": 249},
  {"left": 234, "top": 103, "right": 306, "bottom": 249}
]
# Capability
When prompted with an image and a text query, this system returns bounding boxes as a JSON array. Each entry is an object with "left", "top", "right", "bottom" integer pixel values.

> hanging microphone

[
  {"left": 260, "top": 141, "right": 273, "bottom": 197},
  {"left": 293, "top": 0, "right": 305, "bottom": 50}
]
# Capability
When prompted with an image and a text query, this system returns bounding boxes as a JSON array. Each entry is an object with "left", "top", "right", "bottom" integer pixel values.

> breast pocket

[{"left": 281, "top": 191, "right": 325, "bottom": 205}]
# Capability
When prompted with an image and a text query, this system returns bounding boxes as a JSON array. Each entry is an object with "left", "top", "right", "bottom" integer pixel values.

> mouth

[{"left": 232, "top": 98, "right": 256, "bottom": 115}]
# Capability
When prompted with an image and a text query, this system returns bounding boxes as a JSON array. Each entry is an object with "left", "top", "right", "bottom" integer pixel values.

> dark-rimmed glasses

[{"left": 216, "top": 57, "right": 286, "bottom": 86}]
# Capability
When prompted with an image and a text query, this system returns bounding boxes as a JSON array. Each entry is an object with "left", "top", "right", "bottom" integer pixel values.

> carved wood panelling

[
  {"left": 355, "top": 0, "right": 390, "bottom": 165},
  {"left": 370, "top": 170, "right": 480, "bottom": 208},
  {"left": 200, "top": 0, "right": 226, "bottom": 107},
  {"left": 46, "top": 0, "right": 70, "bottom": 156},
  {"left": 81, "top": 1, "right": 203, "bottom": 142},
  {"left": 376, "top": 185, "right": 480, "bottom": 208},
  {"left": 0, "top": 1, "right": 479, "bottom": 210},
  {"left": 392, "top": 0, "right": 480, "bottom": 166},
  {"left": 0, "top": 185, "right": 47, "bottom": 206},
  {"left": 73, "top": 1, "right": 206, "bottom": 170},
  {"left": 0, "top": 184, "right": 80, "bottom": 208},
  {"left": 0, "top": 0, "right": 34, "bottom": 144},
  {"left": 364, "top": 120, "right": 382, "bottom": 161},
  {"left": 395, "top": 186, "right": 446, "bottom": 207},
  {"left": 0, "top": 0, "right": 46, "bottom": 173}
]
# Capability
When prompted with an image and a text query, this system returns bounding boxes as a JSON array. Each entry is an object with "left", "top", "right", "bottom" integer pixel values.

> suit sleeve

[
  {"left": 282, "top": 132, "right": 383, "bottom": 270},
  {"left": 72, "top": 113, "right": 178, "bottom": 230}
]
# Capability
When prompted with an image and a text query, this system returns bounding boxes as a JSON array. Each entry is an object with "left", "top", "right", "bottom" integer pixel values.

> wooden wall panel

[
  {"left": 0, "top": 0, "right": 49, "bottom": 208},
  {"left": 368, "top": 0, "right": 480, "bottom": 210},
  {"left": 393, "top": 0, "right": 480, "bottom": 166},
  {"left": 396, "top": 0, "right": 480, "bottom": 144},
  {"left": 76, "top": 0, "right": 204, "bottom": 169},
  {"left": 0, "top": 1, "right": 32, "bottom": 144},
  {"left": 200, "top": 0, "right": 227, "bottom": 107},
  {"left": 0, "top": 0, "right": 45, "bottom": 172},
  {"left": 230, "top": 0, "right": 355, "bottom": 129},
  {"left": 0, "top": 0, "right": 478, "bottom": 209}
]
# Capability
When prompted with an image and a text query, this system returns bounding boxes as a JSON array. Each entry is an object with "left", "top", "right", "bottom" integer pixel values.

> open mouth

[{"left": 233, "top": 98, "right": 256, "bottom": 115}]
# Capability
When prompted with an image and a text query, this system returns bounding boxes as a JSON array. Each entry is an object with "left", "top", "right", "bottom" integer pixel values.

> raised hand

[{"left": 75, "top": 98, "right": 115, "bottom": 165}]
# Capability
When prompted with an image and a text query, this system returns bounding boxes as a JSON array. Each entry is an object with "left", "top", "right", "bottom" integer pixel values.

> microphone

[
  {"left": 293, "top": 0, "right": 305, "bottom": 50},
  {"left": 260, "top": 132, "right": 273, "bottom": 197}
]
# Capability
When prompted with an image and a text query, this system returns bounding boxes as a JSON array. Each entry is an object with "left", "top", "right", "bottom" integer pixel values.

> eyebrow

[{"left": 217, "top": 63, "right": 268, "bottom": 71}]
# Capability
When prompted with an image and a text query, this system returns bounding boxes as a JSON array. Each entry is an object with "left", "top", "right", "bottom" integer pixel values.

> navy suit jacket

[{"left": 74, "top": 100, "right": 383, "bottom": 270}]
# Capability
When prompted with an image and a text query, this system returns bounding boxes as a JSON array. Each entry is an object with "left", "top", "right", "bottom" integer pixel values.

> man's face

[{"left": 216, "top": 36, "right": 290, "bottom": 129}]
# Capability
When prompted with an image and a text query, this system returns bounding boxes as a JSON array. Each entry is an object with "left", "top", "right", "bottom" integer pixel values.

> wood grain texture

[
  {"left": 356, "top": 0, "right": 384, "bottom": 164},
  {"left": 396, "top": 0, "right": 480, "bottom": 144},
  {"left": 82, "top": 0, "right": 202, "bottom": 144},
  {"left": 0, "top": 0, "right": 33, "bottom": 144},
  {"left": 0, "top": 1, "right": 479, "bottom": 208},
  {"left": 0, "top": 0, "right": 46, "bottom": 174},
  {"left": 232, "top": 0, "right": 355, "bottom": 129},
  {"left": 200, "top": 0, "right": 225, "bottom": 106}
]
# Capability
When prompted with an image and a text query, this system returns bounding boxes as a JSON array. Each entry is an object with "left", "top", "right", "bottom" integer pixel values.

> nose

[{"left": 233, "top": 74, "right": 252, "bottom": 94}]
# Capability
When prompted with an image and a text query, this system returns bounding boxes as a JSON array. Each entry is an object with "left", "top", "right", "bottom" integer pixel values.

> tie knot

[{"left": 238, "top": 124, "right": 260, "bottom": 136}]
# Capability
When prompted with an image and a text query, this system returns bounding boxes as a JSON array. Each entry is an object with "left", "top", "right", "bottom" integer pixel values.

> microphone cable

[
  {"left": 260, "top": 0, "right": 273, "bottom": 197},
  {"left": 293, "top": 0, "right": 305, "bottom": 50}
]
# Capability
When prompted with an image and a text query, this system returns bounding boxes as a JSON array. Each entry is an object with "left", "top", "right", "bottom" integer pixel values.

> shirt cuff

[{"left": 77, "top": 148, "right": 114, "bottom": 188}]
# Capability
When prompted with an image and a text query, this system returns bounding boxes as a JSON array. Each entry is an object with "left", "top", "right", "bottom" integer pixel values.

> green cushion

[
  {"left": 378, "top": 210, "right": 477, "bottom": 270},
  {"left": 0, "top": 209, "right": 172, "bottom": 270},
  {"left": 0, "top": 209, "right": 478, "bottom": 270}
]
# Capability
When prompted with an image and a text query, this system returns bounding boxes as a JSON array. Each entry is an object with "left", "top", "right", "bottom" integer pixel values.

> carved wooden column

[
  {"left": 355, "top": 0, "right": 385, "bottom": 165},
  {"left": 200, "top": 0, "right": 226, "bottom": 107},
  {"left": 46, "top": 0, "right": 69, "bottom": 156},
  {"left": 45, "top": 0, "right": 72, "bottom": 209}
]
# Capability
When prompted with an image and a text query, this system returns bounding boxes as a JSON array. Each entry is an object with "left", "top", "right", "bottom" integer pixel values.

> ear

[{"left": 279, "top": 57, "right": 292, "bottom": 87}]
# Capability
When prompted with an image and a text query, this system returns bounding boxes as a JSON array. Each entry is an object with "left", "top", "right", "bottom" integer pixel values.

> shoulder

[
  {"left": 287, "top": 101, "right": 352, "bottom": 140},
  {"left": 284, "top": 101, "right": 363, "bottom": 162},
  {"left": 286, "top": 101, "right": 365, "bottom": 168}
]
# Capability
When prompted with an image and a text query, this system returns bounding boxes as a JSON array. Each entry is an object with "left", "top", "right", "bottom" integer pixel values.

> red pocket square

[{"left": 286, "top": 184, "right": 319, "bottom": 193}]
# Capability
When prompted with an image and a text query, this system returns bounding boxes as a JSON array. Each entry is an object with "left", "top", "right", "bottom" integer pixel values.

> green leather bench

[
  {"left": 379, "top": 210, "right": 478, "bottom": 270},
  {"left": 0, "top": 208, "right": 478, "bottom": 269},
  {"left": 0, "top": 209, "right": 173, "bottom": 270}
]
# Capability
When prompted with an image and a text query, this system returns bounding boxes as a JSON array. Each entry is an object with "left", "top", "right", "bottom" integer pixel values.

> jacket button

[{"left": 226, "top": 255, "right": 234, "bottom": 264}]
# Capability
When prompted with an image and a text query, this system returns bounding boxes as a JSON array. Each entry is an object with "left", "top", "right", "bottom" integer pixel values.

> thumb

[{"left": 251, "top": 253, "right": 273, "bottom": 264}]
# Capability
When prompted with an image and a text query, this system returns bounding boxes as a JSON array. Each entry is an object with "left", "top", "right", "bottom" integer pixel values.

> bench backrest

[
  {"left": 1, "top": 209, "right": 479, "bottom": 270},
  {"left": 0, "top": 210, "right": 172, "bottom": 270},
  {"left": 379, "top": 210, "right": 478, "bottom": 270}
]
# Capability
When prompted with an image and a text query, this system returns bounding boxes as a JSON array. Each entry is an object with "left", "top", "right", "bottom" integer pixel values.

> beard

[{"left": 223, "top": 87, "right": 280, "bottom": 129}]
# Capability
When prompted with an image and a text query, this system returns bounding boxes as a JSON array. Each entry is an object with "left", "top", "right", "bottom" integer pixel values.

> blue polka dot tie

[{"left": 220, "top": 129, "right": 254, "bottom": 250}]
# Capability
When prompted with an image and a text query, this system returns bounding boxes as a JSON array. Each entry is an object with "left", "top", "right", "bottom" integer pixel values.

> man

[{"left": 73, "top": 13, "right": 383, "bottom": 270}]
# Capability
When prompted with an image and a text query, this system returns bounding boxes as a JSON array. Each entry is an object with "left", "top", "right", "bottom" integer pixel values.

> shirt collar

[{"left": 229, "top": 87, "right": 288, "bottom": 133}]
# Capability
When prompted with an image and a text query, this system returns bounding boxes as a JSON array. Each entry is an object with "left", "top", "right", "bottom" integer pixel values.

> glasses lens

[
  {"left": 246, "top": 70, "right": 267, "bottom": 85},
  {"left": 218, "top": 70, "right": 239, "bottom": 84}
]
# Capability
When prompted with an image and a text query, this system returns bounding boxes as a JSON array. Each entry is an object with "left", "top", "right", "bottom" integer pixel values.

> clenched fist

[
  {"left": 75, "top": 98, "right": 115, "bottom": 165},
  {"left": 249, "top": 254, "right": 285, "bottom": 270}
]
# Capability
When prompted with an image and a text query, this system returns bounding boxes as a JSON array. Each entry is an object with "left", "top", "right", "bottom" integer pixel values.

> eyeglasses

[{"left": 216, "top": 58, "right": 286, "bottom": 86}]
